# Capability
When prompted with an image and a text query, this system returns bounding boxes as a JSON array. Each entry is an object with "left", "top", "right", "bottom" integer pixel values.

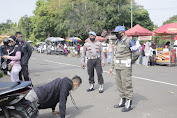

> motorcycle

[{"left": 0, "top": 81, "right": 38, "bottom": 118}]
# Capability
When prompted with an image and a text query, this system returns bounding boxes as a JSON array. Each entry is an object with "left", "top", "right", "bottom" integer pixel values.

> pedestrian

[
  {"left": 25, "top": 75, "right": 82, "bottom": 118},
  {"left": 74, "top": 44, "right": 78, "bottom": 57},
  {"left": 81, "top": 31, "right": 105, "bottom": 93},
  {"left": 150, "top": 43, "right": 157, "bottom": 66},
  {"left": 15, "top": 32, "right": 32, "bottom": 81},
  {"left": 135, "top": 39, "right": 142, "bottom": 64},
  {"left": 2, "top": 36, "right": 22, "bottom": 82},
  {"left": 64, "top": 44, "right": 68, "bottom": 54},
  {"left": 141, "top": 41, "right": 146, "bottom": 65},
  {"left": 109, "top": 26, "right": 140, "bottom": 112},
  {"left": 0, "top": 38, "right": 11, "bottom": 75},
  {"left": 144, "top": 41, "right": 151, "bottom": 67},
  {"left": 107, "top": 40, "right": 114, "bottom": 64},
  {"left": 77, "top": 44, "right": 81, "bottom": 57},
  {"left": 67, "top": 45, "right": 71, "bottom": 53}
]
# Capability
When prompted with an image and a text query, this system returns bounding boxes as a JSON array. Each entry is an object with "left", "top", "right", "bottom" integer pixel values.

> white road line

[{"left": 43, "top": 59, "right": 177, "bottom": 87}]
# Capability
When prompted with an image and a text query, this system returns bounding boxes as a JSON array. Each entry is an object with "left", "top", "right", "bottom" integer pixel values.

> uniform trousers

[
  {"left": 87, "top": 58, "right": 104, "bottom": 85},
  {"left": 115, "top": 69, "right": 133, "bottom": 100}
]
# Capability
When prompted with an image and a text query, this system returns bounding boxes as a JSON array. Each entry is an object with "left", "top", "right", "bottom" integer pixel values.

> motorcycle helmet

[{"left": 3, "top": 38, "right": 9, "bottom": 45}]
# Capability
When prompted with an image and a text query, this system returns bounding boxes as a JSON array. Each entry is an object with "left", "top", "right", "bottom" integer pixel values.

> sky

[
  {"left": 0, "top": 0, "right": 177, "bottom": 27},
  {"left": 135, "top": 0, "right": 177, "bottom": 26}
]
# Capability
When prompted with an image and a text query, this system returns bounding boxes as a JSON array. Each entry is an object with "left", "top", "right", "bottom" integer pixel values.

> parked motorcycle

[{"left": 0, "top": 81, "right": 38, "bottom": 118}]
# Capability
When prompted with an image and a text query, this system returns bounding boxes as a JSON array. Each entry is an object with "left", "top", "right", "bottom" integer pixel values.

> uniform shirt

[
  {"left": 34, "top": 77, "right": 73, "bottom": 118},
  {"left": 81, "top": 40, "right": 105, "bottom": 64},
  {"left": 111, "top": 36, "right": 140, "bottom": 69}
]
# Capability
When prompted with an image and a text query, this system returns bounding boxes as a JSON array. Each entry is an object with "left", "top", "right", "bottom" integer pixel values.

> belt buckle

[{"left": 93, "top": 56, "right": 97, "bottom": 59}]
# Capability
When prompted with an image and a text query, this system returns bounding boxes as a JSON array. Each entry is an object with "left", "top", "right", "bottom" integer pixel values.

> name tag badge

[{"left": 126, "top": 59, "right": 131, "bottom": 67}]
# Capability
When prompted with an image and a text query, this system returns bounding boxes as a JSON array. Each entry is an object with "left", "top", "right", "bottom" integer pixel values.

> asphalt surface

[{"left": 1, "top": 52, "right": 177, "bottom": 118}]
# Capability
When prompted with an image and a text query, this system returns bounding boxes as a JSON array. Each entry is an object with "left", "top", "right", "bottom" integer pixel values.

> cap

[
  {"left": 89, "top": 31, "right": 97, "bottom": 36},
  {"left": 9, "top": 35, "right": 16, "bottom": 42},
  {"left": 112, "top": 26, "right": 125, "bottom": 32}
]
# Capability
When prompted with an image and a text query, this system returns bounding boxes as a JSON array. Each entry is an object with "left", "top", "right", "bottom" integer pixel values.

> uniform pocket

[
  {"left": 87, "top": 47, "right": 92, "bottom": 53},
  {"left": 95, "top": 45, "right": 100, "bottom": 53}
]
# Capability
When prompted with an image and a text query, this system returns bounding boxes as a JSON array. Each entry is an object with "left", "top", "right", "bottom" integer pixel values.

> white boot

[
  {"left": 87, "top": 84, "right": 94, "bottom": 92},
  {"left": 99, "top": 84, "right": 104, "bottom": 93}
]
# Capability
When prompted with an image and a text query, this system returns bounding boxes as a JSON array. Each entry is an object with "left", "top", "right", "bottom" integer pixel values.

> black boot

[
  {"left": 87, "top": 84, "right": 94, "bottom": 92},
  {"left": 114, "top": 98, "right": 126, "bottom": 108},
  {"left": 121, "top": 99, "right": 133, "bottom": 112}
]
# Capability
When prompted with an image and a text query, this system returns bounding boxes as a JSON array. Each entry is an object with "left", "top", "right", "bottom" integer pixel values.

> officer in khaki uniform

[
  {"left": 81, "top": 31, "right": 105, "bottom": 93},
  {"left": 109, "top": 26, "right": 140, "bottom": 112}
]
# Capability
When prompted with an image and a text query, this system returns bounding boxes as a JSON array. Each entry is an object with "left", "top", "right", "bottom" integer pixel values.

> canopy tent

[
  {"left": 154, "top": 23, "right": 177, "bottom": 36},
  {"left": 125, "top": 24, "right": 153, "bottom": 36},
  {"left": 85, "top": 36, "right": 107, "bottom": 42},
  {"left": 153, "top": 23, "right": 177, "bottom": 66}
]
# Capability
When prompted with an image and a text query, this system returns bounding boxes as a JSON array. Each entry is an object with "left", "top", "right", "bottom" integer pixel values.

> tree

[
  {"left": 163, "top": 15, "right": 177, "bottom": 25},
  {"left": 0, "top": 20, "right": 19, "bottom": 36}
]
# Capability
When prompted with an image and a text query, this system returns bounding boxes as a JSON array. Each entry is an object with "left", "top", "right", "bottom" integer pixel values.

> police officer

[
  {"left": 109, "top": 26, "right": 140, "bottom": 112},
  {"left": 81, "top": 31, "right": 105, "bottom": 93}
]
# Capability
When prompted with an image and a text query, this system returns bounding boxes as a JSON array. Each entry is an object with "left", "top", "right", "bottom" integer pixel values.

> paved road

[{"left": 1, "top": 52, "right": 177, "bottom": 118}]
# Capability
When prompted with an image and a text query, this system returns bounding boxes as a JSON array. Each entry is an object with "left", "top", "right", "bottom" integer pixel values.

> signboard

[
  {"left": 138, "top": 36, "right": 152, "bottom": 41},
  {"left": 161, "top": 35, "right": 171, "bottom": 40}
]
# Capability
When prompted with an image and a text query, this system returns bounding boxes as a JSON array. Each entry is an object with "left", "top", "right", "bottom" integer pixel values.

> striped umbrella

[{"left": 66, "top": 37, "right": 82, "bottom": 42}]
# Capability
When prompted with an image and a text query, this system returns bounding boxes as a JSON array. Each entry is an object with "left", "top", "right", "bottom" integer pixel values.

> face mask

[
  {"left": 90, "top": 38, "right": 95, "bottom": 42},
  {"left": 18, "top": 38, "right": 23, "bottom": 42},
  {"left": 11, "top": 42, "right": 16, "bottom": 46},
  {"left": 116, "top": 33, "right": 123, "bottom": 39}
]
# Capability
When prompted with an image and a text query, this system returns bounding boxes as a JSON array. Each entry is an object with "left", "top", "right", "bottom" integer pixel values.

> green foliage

[
  {"left": 0, "top": 0, "right": 154, "bottom": 42},
  {"left": 163, "top": 15, "right": 177, "bottom": 25}
]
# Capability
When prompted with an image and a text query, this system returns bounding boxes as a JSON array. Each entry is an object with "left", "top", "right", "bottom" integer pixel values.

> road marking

[
  {"left": 31, "top": 58, "right": 37, "bottom": 60},
  {"left": 43, "top": 59, "right": 177, "bottom": 87}
]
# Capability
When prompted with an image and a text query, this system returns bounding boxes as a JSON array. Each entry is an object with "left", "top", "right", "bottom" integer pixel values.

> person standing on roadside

[{"left": 15, "top": 32, "right": 32, "bottom": 81}]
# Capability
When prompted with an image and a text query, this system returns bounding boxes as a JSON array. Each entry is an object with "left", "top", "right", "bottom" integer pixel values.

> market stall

[{"left": 154, "top": 23, "right": 177, "bottom": 66}]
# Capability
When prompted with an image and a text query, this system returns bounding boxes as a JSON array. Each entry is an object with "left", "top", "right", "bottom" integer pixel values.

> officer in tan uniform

[
  {"left": 109, "top": 26, "right": 140, "bottom": 112},
  {"left": 81, "top": 31, "right": 105, "bottom": 93}
]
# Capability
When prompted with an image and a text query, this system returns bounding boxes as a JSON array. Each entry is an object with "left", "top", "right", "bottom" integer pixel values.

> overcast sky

[{"left": 0, "top": 0, "right": 177, "bottom": 27}]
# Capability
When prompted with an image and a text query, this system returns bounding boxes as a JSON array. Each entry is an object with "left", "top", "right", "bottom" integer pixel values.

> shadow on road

[
  {"left": 38, "top": 105, "right": 93, "bottom": 118},
  {"left": 66, "top": 105, "right": 94, "bottom": 118},
  {"left": 133, "top": 92, "right": 147, "bottom": 106}
]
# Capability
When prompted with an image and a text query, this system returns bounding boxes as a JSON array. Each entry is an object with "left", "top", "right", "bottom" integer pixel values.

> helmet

[{"left": 3, "top": 38, "right": 9, "bottom": 45}]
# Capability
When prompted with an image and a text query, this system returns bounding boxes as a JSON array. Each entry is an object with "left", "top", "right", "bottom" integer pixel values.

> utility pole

[
  {"left": 59, "top": 0, "right": 61, "bottom": 8},
  {"left": 130, "top": 0, "right": 133, "bottom": 28}
]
